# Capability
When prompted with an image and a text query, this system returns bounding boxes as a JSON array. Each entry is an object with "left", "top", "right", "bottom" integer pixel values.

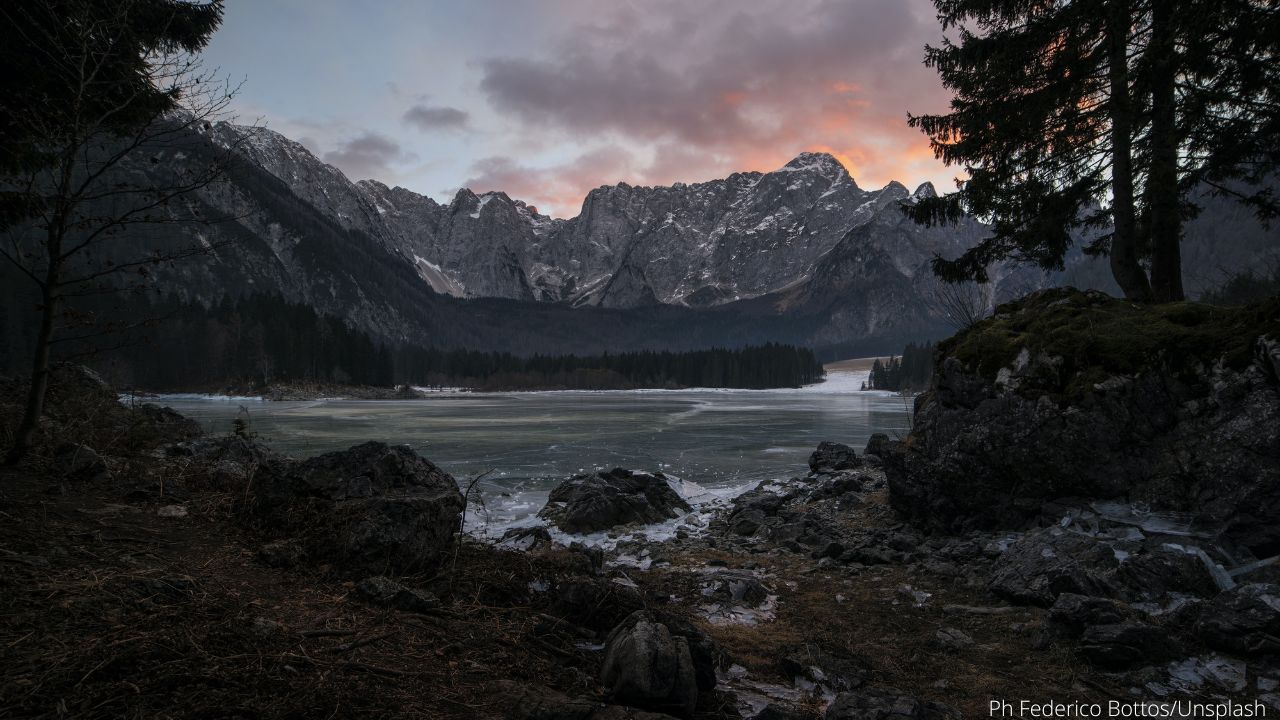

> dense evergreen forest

[
  {"left": 14, "top": 293, "right": 824, "bottom": 391},
  {"left": 862, "top": 343, "right": 934, "bottom": 393}
]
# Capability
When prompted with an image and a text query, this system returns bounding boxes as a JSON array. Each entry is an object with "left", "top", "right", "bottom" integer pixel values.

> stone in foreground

[
  {"left": 600, "top": 610, "right": 698, "bottom": 718},
  {"left": 253, "top": 441, "right": 465, "bottom": 574},
  {"left": 539, "top": 468, "right": 691, "bottom": 534}
]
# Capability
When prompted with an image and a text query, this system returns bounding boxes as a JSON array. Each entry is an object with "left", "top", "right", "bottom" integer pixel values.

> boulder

[
  {"left": 1110, "top": 546, "right": 1220, "bottom": 601},
  {"left": 731, "top": 508, "right": 767, "bottom": 537},
  {"left": 1046, "top": 594, "right": 1128, "bottom": 638},
  {"left": 989, "top": 528, "right": 1221, "bottom": 607},
  {"left": 1077, "top": 622, "right": 1176, "bottom": 669},
  {"left": 554, "top": 577, "right": 646, "bottom": 633},
  {"left": 355, "top": 576, "right": 440, "bottom": 613},
  {"left": 260, "top": 440, "right": 456, "bottom": 504},
  {"left": 989, "top": 529, "right": 1120, "bottom": 606},
  {"left": 1197, "top": 583, "right": 1280, "bottom": 656},
  {"left": 862, "top": 433, "right": 892, "bottom": 464},
  {"left": 933, "top": 627, "right": 974, "bottom": 652},
  {"left": 500, "top": 525, "right": 554, "bottom": 552},
  {"left": 808, "top": 442, "right": 860, "bottom": 473},
  {"left": 654, "top": 611, "right": 720, "bottom": 692},
  {"left": 600, "top": 611, "right": 698, "bottom": 718},
  {"left": 167, "top": 435, "right": 290, "bottom": 488},
  {"left": 702, "top": 570, "right": 770, "bottom": 607},
  {"left": 824, "top": 687, "right": 959, "bottom": 720},
  {"left": 780, "top": 645, "right": 870, "bottom": 692},
  {"left": 807, "top": 474, "right": 864, "bottom": 501},
  {"left": 539, "top": 468, "right": 690, "bottom": 534},
  {"left": 251, "top": 441, "right": 464, "bottom": 574}
]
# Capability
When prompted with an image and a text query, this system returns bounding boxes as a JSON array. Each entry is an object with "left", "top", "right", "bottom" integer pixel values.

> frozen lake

[{"left": 148, "top": 369, "right": 910, "bottom": 538}]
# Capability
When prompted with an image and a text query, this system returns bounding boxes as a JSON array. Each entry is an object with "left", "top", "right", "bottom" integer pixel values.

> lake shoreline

[{"left": 119, "top": 360, "right": 884, "bottom": 403}]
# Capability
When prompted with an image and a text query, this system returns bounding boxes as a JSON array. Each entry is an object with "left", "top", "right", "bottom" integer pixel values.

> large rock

[
  {"left": 862, "top": 433, "right": 893, "bottom": 467},
  {"left": 251, "top": 441, "right": 464, "bottom": 573},
  {"left": 988, "top": 528, "right": 1218, "bottom": 607},
  {"left": 600, "top": 611, "right": 698, "bottom": 718},
  {"left": 809, "top": 442, "right": 860, "bottom": 473},
  {"left": 1197, "top": 583, "right": 1280, "bottom": 656},
  {"left": 825, "top": 687, "right": 959, "bottom": 720},
  {"left": 168, "top": 435, "right": 290, "bottom": 488},
  {"left": 988, "top": 529, "right": 1122, "bottom": 606},
  {"left": 1047, "top": 594, "right": 1129, "bottom": 638},
  {"left": 539, "top": 468, "right": 691, "bottom": 534},
  {"left": 885, "top": 291, "right": 1280, "bottom": 554},
  {"left": 1077, "top": 622, "right": 1176, "bottom": 669}
]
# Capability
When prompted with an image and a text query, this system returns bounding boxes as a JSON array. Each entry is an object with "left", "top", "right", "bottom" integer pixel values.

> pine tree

[
  {"left": 907, "top": 0, "right": 1280, "bottom": 303},
  {"left": 1, "top": 0, "right": 236, "bottom": 462}
]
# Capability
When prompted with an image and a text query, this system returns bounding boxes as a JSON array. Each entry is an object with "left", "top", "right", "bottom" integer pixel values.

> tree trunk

[
  {"left": 1147, "top": 0, "right": 1184, "bottom": 302},
  {"left": 6, "top": 283, "right": 58, "bottom": 465},
  {"left": 1107, "top": 0, "right": 1154, "bottom": 302}
]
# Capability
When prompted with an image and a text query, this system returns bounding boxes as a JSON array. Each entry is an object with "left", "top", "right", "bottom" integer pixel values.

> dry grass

[{"left": 0, "top": 462, "right": 640, "bottom": 719}]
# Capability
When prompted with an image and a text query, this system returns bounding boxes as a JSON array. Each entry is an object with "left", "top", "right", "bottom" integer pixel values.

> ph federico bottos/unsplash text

[{"left": 989, "top": 700, "right": 1269, "bottom": 718}]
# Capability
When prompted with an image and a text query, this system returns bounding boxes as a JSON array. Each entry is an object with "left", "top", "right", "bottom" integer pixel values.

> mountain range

[{"left": 3, "top": 121, "right": 1275, "bottom": 363}]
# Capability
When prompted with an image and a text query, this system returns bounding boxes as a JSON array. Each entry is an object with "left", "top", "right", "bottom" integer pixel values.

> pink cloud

[{"left": 472, "top": 0, "right": 954, "bottom": 210}]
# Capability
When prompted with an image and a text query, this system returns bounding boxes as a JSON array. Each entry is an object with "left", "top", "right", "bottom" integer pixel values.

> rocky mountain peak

[
  {"left": 781, "top": 151, "right": 844, "bottom": 173},
  {"left": 879, "top": 180, "right": 910, "bottom": 200},
  {"left": 912, "top": 182, "right": 938, "bottom": 200}
]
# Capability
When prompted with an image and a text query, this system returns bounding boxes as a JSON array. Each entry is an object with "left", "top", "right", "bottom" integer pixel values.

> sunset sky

[{"left": 203, "top": 0, "right": 958, "bottom": 217}]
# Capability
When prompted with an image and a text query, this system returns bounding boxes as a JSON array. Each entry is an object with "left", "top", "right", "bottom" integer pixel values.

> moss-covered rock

[
  {"left": 938, "top": 288, "right": 1280, "bottom": 397},
  {"left": 886, "top": 290, "right": 1280, "bottom": 553}
]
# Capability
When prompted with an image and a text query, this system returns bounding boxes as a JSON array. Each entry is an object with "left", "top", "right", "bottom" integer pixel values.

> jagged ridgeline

[{"left": 33, "top": 293, "right": 823, "bottom": 391}]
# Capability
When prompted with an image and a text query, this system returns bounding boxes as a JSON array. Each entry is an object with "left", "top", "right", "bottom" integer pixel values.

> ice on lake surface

[{"left": 148, "top": 370, "right": 909, "bottom": 540}]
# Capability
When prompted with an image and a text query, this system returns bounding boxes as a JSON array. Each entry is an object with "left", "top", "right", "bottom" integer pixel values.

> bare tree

[
  {"left": 923, "top": 279, "right": 992, "bottom": 333},
  {"left": 1, "top": 0, "right": 250, "bottom": 462}
]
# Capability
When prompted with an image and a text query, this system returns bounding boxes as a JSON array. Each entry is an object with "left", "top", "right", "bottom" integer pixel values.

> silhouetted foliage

[
  {"left": 33, "top": 293, "right": 824, "bottom": 391},
  {"left": 909, "top": 0, "right": 1280, "bottom": 303},
  {"left": 1200, "top": 264, "right": 1280, "bottom": 306},
  {"left": 864, "top": 343, "right": 934, "bottom": 393}
]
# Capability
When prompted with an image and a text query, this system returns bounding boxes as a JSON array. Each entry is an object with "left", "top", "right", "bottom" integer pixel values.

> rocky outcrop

[
  {"left": 539, "top": 468, "right": 691, "bottom": 534},
  {"left": 886, "top": 290, "right": 1280, "bottom": 554},
  {"left": 600, "top": 611, "right": 698, "bottom": 718}
]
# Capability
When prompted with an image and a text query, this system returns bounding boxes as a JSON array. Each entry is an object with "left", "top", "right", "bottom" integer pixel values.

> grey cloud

[
  {"left": 323, "top": 131, "right": 412, "bottom": 180},
  {"left": 403, "top": 103, "right": 470, "bottom": 130},
  {"left": 477, "top": 0, "right": 939, "bottom": 148}
]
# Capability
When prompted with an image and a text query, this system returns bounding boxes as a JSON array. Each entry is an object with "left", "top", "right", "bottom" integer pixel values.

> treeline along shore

[{"left": 5, "top": 293, "right": 825, "bottom": 393}]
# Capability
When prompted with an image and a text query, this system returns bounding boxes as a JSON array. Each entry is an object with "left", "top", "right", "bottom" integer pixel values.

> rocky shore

[{"left": 2, "top": 290, "right": 1278, "bottom": 719}]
